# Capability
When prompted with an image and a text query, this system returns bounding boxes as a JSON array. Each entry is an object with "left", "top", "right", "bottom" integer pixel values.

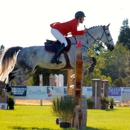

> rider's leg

[{"left": 51, "top": 28, "right": 68, "bottom": 64}]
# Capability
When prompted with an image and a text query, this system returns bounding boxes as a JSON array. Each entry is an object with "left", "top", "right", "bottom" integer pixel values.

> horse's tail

[{"left": 0, "top": 46, "right": 23, "bottom": 81}]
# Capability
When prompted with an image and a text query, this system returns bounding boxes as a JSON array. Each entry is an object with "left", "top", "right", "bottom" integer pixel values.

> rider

[{"left": 50, "top": 11, "right": 87, "bottom": 64}]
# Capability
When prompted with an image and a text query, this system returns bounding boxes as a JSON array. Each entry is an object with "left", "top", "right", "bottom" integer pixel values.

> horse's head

[{"left": 101, "top": 24, "right": 114, "bottom": 51}]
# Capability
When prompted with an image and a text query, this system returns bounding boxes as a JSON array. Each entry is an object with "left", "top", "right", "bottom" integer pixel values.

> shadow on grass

[
  {"left": 9, "top": 126, "right": 55, "bottom": 130},
  {"left": 10, "top": 126, "right": 109, "bottom": 130},
  {"left": 105, "top": 108, "right": 118, "bottom": 111},
  {"left": 88, "top": 108, "right": 118, "bottom": 111},
  {"left": 85, "top": 126, "right": 108, "bottom": 130},
  {"left": 84, "top": 126, "right": 99, "bottom": 130}
]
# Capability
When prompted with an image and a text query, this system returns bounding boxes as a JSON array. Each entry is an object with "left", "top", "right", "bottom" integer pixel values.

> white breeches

[{"left": 51, "top": 28, "right": 68, "bottom": 47}]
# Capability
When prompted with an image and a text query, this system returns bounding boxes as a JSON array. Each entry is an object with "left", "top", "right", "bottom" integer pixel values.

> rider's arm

[{"left": 70, "top": 19, "right": 84, "bottom": 35}]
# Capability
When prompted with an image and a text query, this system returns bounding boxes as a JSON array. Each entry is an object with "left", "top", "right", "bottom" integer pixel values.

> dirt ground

[
  {"left": 15, "top": 100, "right": 52, "bottom": 105},
  {"left": 15, "top": 100, "right": 130, "bottom": 106}
]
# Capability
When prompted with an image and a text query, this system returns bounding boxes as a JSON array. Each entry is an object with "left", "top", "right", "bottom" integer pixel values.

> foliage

[
  {"left": 109, "top": 98, "right": 114, "bottom": 109},
  {"left": 51, "top": 96, "right": 77, "bottom": 122},
  {"left": 113, "top": 77, "right": 127, "bottom": 87},
  {"left": 93, "top": 41, "right": 105, "bottom": 55},
  {"left": 100, "top": 96, "right": 109, "bottom": 109},
  {"left": 101, "top": 46, "right": 122, "bottom": 81},
  {"left": 101, "top": 43, "right": 130, "bottom": 86},
  {"left": 83, "top": 49, "right": 112, "bottom": 86},
  {"left": 51, "top": 96, "right": 60, "bottom": 117},
  {"left": 0, "top": 45, "right": 4, "bottom": 50},
  {"left": 100, "top": 96, "right": 109, "bottom": 104},
  {"left": 86, "top": 97, "right": 94, "bottom": 109},
  {"left": 118, "top": 19, "right": 130, "bottom": 49},
  {"left": 27, "top": 67, "right": 67, "bottom": 86},
  {"left": 7, "top": 95, "right": 15, "bottom": 110},
  {"left": 26, "top": 76, "right": 34, "bottom": 86}
]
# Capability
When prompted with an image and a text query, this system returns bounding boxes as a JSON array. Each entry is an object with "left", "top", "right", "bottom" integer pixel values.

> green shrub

[
  {"left": 7, "top": 95, "right": 15, "bottom": 110},
  {"left": 110, "top": 98, "right": 114, "bottom": 109},
  {"left": 100, "top": 96, "right": 109, "bottom": 110},
  {"left": 86, "top": 97, "right": 94, "bottom": 109},
  {"left": 52, "top": 95, "right": 78, "bottom": 122}
]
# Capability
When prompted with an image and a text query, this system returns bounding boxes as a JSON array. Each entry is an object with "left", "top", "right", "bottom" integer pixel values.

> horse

[{"left": 0, "top": 24, "right": 114, "bottom": 87}]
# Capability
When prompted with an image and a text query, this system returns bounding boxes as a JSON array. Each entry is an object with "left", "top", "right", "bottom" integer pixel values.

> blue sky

[{"left": 0, "top": 0, "right": 129, "bottom": 48}]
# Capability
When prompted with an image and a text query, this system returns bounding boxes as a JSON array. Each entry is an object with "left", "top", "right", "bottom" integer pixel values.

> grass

[
  {"left": 87, "top": 107, "right": 130, "bottom": 130},
  {"left": 0, "top": 105, "right": 130, "bottom": 130}
]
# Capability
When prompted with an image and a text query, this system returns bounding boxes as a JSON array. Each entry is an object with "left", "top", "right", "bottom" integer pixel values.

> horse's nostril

[
  {"left": 110, "top": 47, "right": 114, "bottom": 51},
  {"left": 107, "top": 44, "right": 110, "bottom": 47}
]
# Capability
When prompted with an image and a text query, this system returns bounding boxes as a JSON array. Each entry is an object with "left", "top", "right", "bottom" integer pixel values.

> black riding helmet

[{"left": 75, "top": 11, "right": 86, "bottom": 19}]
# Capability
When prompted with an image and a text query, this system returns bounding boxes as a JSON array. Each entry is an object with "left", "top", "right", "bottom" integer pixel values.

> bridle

[
  {"left": 73, "top": 25, "right": 113, "bottom": 49},
  {"left": 86, "top": 26, "right": 113, "bottom": 47}
]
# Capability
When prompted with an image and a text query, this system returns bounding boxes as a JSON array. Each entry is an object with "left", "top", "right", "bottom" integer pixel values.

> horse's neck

[
  {"left": 68, "top": 26, "right": 103, "bottom": 53},
  {"left": 88, "top": 26, "right": 103, "bottom": 40},
  {"left": 69, "top": 26, "right": 103, "bottom": 43},
  {"left": 69, "top": 36, "right": 77, "bottom": 44}
]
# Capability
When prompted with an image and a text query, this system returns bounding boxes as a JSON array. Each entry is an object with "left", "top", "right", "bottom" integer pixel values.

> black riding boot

[{"left": 51, "top": 43, "right": 65, "bottom": 64}]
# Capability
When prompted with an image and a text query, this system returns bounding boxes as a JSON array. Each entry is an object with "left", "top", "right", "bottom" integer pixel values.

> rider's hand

[{"left": 84, "top": 28, "right": 87, "bottom": 33}]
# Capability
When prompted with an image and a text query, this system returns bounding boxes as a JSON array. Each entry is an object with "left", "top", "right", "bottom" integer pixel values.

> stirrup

[{"left": 51, "top": 58, "right": 62, "bottom": 64}]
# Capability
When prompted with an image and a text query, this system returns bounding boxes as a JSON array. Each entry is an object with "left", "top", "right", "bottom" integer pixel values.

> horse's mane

[{"left": 88, "top": 25, "right": 105, "bottom": 30}]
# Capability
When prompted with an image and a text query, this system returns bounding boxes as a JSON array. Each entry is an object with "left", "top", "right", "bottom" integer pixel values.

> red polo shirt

[{"left": 50, "top": 18, "right": 84, "bottom": 36}]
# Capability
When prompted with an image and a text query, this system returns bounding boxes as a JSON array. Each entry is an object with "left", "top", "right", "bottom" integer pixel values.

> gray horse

[{"left": 0, "top": 24, "right": 114, "bottom": 84}]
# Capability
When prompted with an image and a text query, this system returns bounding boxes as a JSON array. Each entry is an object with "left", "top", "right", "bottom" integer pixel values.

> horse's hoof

[
  {"left": 89, "top": 69, "right": 94, "bottom": 72},
  {"left": 83, "top": 69, "right": 89, "bottom": 75},
  {"left": 88, "top": 67, "right": 94, "bottom": 72}
]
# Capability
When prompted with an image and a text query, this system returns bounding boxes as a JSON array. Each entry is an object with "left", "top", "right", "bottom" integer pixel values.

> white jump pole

[
  {"left": 39, "top": 74, "right": 43, "bottom": 106},
  {"left": 103, "top": 82, "right": 105, "bottom": 97},
  {"left": 95, "top": 81, "right": 97, "bottom": 108}
]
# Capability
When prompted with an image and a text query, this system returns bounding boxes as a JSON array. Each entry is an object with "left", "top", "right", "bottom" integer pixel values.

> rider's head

[{"left": 75, "top": 11, "right": 86, "bottom": 23}]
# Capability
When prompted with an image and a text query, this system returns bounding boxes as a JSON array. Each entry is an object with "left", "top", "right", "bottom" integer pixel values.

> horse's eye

[{"left": 107, "top": 34, "right": 110, "bottom": 36}]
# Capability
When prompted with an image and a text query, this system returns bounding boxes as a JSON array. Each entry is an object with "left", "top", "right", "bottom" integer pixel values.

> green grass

[
  {"left": 87, "top": 107, "right": 130, "bottom": 130},
  {"left": 0, "top": 105, "right": 130, "bottom": 130}
]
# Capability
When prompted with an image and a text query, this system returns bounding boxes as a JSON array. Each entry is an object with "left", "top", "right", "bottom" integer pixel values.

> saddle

[
  {"left": 44, "top": 38, "right": 73, "bottom": 70},
  {"left": 44, "top": 37, "right": 71, "bottom": 53}
]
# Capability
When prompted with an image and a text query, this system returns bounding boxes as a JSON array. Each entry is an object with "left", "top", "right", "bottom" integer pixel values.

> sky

[{"left": 0, "top": 0, "right": 130, "bottom": 48}]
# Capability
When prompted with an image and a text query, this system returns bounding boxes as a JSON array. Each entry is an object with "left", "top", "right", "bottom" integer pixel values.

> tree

[
  {"left": 101, "top": 44, "right": 126, "bottom": 80},
  {"left": 83, "top": 48, "right": 112, "bottom": 86},
  {"left": 113, "top": 77, "right": 127, "bottom": 87},
  {"left": 101, "top": 43, "right": 130, "bottom": 86},
  {"left": 0, "top": 45, "right": 4, "bottom": 50},
  {"left": 92, "top": 41, "right": 105, "bottom": 55},
  {"left": 124, "top": 50, "right": 130, "bottom": 86},
  {"left": 118, "top": 19, "right": 130, "bottom": 49}
]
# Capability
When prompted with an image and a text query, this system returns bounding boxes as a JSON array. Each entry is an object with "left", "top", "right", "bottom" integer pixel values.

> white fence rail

[{"left": 11, "top": 86, "right": 130, "bottom": 102}]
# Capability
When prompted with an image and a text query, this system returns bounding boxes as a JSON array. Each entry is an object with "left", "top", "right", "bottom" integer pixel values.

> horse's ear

[{"left": 107, "top": 23, "right": 110, "bottom": 27}]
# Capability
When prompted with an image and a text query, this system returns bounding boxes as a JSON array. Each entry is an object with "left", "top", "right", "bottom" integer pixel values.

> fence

[
  {"left": 10, "top": 86, "right": 130, "bottom": 102},
  {"left": 1, "top": 86, "right": 130, "bottom": 108}
]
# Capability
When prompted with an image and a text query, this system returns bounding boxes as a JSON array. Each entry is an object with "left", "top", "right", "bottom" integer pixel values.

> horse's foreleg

[
  {"left": 83, "top": 57, "right": 97, "bottom": 74},
  {"left": 88, "top": 57, "right": 97, "bottom": 72}
]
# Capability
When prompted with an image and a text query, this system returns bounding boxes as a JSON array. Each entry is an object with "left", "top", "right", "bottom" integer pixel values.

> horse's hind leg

[
  {"left": 8, "top": 70, "right": 18, "bottom": 82},
  {"left": 8, "top": 63, "right": 37, "bottom": 83},
  {"left": 9, "top": 68, "right": 33, "bottom": 81}
]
